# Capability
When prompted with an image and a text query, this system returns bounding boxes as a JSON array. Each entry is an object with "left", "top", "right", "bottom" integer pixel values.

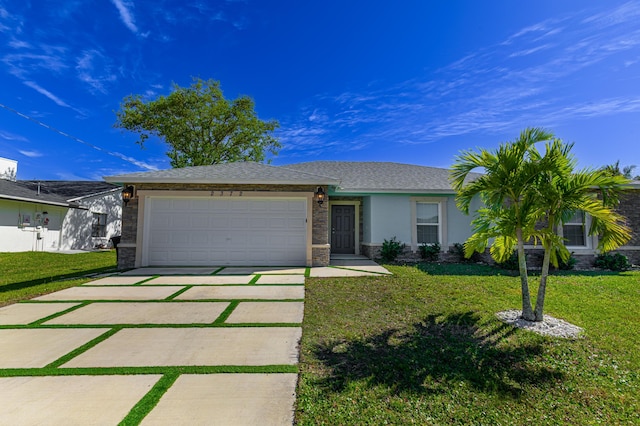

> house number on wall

[{"left": 210, "top": 191, "right": 243, "bottom": 196}]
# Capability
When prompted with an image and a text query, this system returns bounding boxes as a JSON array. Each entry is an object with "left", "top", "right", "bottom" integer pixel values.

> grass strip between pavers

[
  {"left": 304, "top": 267, "right": 311, "bottom": 278},
  {"left": 45, "top": 327, "right": 122, "bottom": 368},
  {"left": 248, "top": 274, "right": 260, "bottom": 285},
  {"left": 0, "top": 365, "right": 298, "bottom": 377},
  {"left": 119, "top": 372, "right": 179, "bottom": 426},
  {"left": 164, "top": 286, "right": 192, "bottom": 300},
  {"left": 213, "top": 301, "right": 239, "bottom": 324},
  {"left": 210, "top": 267, "right": 225, "bottom": 275},
  {"left": 132, "top": 276, "right": 160, "bottom": 285},
  {"left": 29, "top": 301, "right": 91, "bottom": 326}
]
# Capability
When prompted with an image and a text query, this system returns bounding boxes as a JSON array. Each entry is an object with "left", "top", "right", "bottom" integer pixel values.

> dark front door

[{"left": 331, "top": 205, "right": 355, "bottom": 254}]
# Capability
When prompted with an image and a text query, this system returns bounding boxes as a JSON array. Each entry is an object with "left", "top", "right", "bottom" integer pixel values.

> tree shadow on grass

[
  {"left": 313, "top": 312, "right": 564, "bottom": 398},
  {"left": 0, "top": 265, "right": 117, "bottom": 294}
]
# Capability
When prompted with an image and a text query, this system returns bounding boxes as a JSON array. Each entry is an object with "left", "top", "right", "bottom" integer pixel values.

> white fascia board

[{"left": 0, "top": 195, "right": 76, "bottom": 208}]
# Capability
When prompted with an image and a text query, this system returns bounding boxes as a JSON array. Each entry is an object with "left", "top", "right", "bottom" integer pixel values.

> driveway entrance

[{"left": 0, "top": 267, "right": 305, "bottom": 425}]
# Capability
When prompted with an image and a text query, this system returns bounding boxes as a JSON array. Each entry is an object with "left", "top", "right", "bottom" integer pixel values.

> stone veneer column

[
  {"left": 312, "top": 195, "right": 330, "bottom": 266},
  {"left": 117, "top": 197, "right": 138, "bottom": 270}
]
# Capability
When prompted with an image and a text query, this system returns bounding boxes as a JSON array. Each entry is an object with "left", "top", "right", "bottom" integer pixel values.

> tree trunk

[
  {"left": 534, "top": 242, "right": 552, "bottom": 322},
  {"left": 516, "top": 228, "right": 535, "bottom": 321}
]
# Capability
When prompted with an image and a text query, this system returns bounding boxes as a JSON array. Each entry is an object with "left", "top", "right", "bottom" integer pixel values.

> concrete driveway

[{"left": 0, "top": 260, "right": 390, "bottom": 425}]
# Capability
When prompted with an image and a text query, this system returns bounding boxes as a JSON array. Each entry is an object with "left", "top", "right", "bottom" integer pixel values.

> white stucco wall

[
  {"left": 368, "top": 195, "right": 413, "bottom": 244},
  {"left": 0, "top": 200, "right": 67, "bottom": 252},
  {"left": 60, "top": 190, "right": 122, "bottom": 250},
  {"left": 362, "top": 193, "right": 480, "bottom": 249},
  {"left": 446, "top": 195, "right": 482, "bottom": 245}
]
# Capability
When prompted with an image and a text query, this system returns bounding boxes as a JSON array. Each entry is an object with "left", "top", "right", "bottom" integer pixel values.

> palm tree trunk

[
  {"left": 535, "top": 241, "right": 552, "bottom": 322},
  {"left": 516, "top": 228, "right": 535, "bottom": 320}
]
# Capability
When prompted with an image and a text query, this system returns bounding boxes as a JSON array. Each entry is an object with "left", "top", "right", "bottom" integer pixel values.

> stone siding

[
  {"left": 312, "top": 245, "right": 330, "bottom": 266},
  {"left": 117, "top": 183, "right": 330, "bottom": 268},
  {"left": 617, "top": 189, "right": 640, "bottom": 246},
  {"left": 118, "top": 197, "right": 138, "bottom": 270}
]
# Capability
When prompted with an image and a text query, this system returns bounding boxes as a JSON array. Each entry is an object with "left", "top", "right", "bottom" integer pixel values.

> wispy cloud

[
  {"left": 0, "top": 130, "right": 29, "bottom": 142},
  {"left": 111, "top": 152, "right": 159, "bottom": 171},
  {"left": 110, "top": 0, "right": 140, "bottom": 34},
  {"left": 280, "top": 2, "right": 640, "bottom": 158},
  {"left": 18, "top": 149, "right": 43, "bottom": 158},
  {"left": 76, "top": 49, "right": 117, "bottom": 94},
  {"left": 22, "top": 81, "right": 70, "bottom": 108}
]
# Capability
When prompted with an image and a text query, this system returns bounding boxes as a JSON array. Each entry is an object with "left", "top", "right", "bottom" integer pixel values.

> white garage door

[{"left": 144, "top": 197, "right": 308, "bottom": 266}]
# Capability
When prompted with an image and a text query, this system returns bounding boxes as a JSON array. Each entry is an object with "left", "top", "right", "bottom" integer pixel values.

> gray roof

[
  {"left": 0, "top": 180, "right": 118, "bottom": 207},
  {"left": 104, "top": 162, "right": 340, "bottom": 185},
  {"left": 0, "top": 180, "right": 73, "bottom": 207},
  {"left": 18, "top": 181, "right": 119, "bottom": 201},
  {"left": 103, "top": 161, "right": 475, "bottom": 193},
  {"left": 282, "top": 161, "right": 473, "bottom": 194}
]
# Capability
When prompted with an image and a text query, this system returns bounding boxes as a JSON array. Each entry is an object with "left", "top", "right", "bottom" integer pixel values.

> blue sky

[{"left": 1, "top": 1, "right": 639, "bottom": 180}]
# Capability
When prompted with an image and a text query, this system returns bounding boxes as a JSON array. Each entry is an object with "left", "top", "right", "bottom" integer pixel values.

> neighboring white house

[
  {"left": 0, "top": 178, "right": 122, "bottom": 252},
  {"left": 0, "top": 157, "right": 17, "bottom": 181}
]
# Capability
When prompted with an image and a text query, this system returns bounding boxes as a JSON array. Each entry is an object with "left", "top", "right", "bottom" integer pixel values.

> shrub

[
  {"left": 594, "top": 252, "right": 631, "bottom": 271},
  {"left": 497, "top": 251, "right": 520, "bottom": 271},
  {"left": 448, "top": 242, "right": 482, "bottom": 263},
  {"left": 556, "top": 252, "right": 577, "bottom": 271},
  {"left": 380, "top": 237, "right": 405, "bottom": 262},
  {"left": 419, "top": 242, "right": 441, "bottom": 261}
]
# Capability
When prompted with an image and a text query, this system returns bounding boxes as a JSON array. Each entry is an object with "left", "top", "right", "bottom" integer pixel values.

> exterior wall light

[
  {"left": 122, "top": 185, "right": 135, "bottom": 206},
  {"left": 316, "top": 186, "right": 326, "bottom": 206}
]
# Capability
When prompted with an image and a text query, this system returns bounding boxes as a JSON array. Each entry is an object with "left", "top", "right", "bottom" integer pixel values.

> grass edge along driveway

[
  {"left": 0, "top": 251, "right": 117, "bottom": 307},
  {"left": 296, "top": 263, "right": 640, "bottom": 425}
]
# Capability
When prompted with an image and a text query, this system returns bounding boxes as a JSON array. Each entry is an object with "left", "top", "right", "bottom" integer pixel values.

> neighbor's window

[
  {"left": 92, "top": 213, "right": 107, "bottom": 237},
  {"left": 416, "top": 202, "right": 439, "bottom": 244},
  {"left": 563, "top": 211, "right": 585, "bottom": 246}
]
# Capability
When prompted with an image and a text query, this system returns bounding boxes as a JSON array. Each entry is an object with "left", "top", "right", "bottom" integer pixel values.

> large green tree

[
  {"left": 451, "top": 128, "right": 555, "bottom": 321},
  {"left": 115, "top": 78, "right": 280, "bottom": 168}
]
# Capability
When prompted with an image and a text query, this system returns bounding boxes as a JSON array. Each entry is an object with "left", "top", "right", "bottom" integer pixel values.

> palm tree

[
  {"left": 601, "top": 161, "right": 638, "bottom": 180},
  {"left": 451, "top": 127, "right": 555, "bottom": 321},
  {"left": 531, "top": 141, "right": 631, "bottom": 321}
]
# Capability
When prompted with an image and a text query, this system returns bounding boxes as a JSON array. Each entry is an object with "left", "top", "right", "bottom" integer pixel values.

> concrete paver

[
  {"left": 144, "top": 275, "right": 253, "bottom": 285},
  {"left": 63, "top": 327, "right": 302, "bottom": 367},
  {"left": 120, "top": 267, "right": 220, "bottom": 275},
  {"left": 226, "top": 302, "right": 304, "bottom": 324},
  {"left": 0, "top": 302, "right": 79, "bottom": 325},
  {"left": 83, "top": 276, "right": 153, "bottom": 285},
  {"left": 175, "top": 285, "right": 304, "bottom": 300},
  {"left": 217, "top": 267, "right": 305, "bottom": 275},
  {"left": 0, "top": 265, "right": 359, "bottom": 425},
  {"left": 141, "top": 374, "right": 297, "bottom": 426},
  {"left": 0, "top": 375, "right": 161, "bottom": 425},
  {"left": 0, "top": 328, "right": 109, "bottom": 368},
  {"left": 33, "top": 286, "right": 185, "bottom": 301},
  {"left": 256, "top": 275, "right": 305, "bottom": 284},
  {"left": 44, "top": 302, "right": 230, "bottom": 325}
]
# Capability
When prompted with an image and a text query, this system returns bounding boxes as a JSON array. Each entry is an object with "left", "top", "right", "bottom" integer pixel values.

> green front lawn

[
  {"left": 0, "top": 251, "right": 117, "bottom": 306},
  {"left": 297, "top": 263, "right": 640, "bottom": 425}
]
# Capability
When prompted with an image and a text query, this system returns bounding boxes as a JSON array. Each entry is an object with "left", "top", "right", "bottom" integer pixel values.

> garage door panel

[{"left": 145, "top": 197, "right": 307, "bottom": 266}]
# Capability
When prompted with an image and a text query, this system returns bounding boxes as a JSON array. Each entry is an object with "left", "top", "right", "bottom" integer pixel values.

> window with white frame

[
  {"left": 416, "top": 202, "right": 440, "bottom": 244},
  {"left": 562, "top": 211, "right": 586, "bottom": 246},
  {"left": 92, "top": 213, "right": 107, "bottom": 238}
]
